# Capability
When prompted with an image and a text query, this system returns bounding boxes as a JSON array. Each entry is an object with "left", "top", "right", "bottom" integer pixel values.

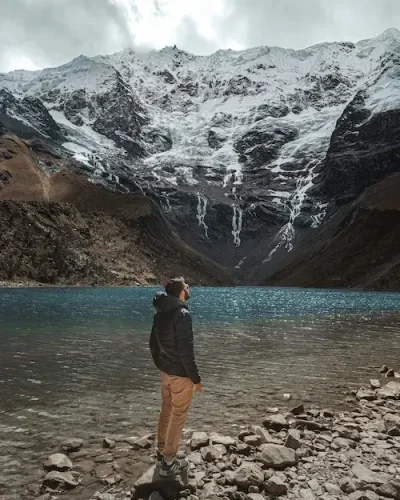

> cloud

[{"left": 0, "top": 0, "right": 399, "bottom": 72}]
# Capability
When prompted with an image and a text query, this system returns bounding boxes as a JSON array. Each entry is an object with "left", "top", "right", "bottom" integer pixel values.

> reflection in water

[{"left": 0, "top": 286, "right": 400, "bottom": 491}]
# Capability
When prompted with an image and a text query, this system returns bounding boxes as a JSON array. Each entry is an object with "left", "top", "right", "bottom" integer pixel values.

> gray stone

[
  {"left": 133, "top": 434, "right": 154, "bottom": 449},
  {"left": 60, "top": 438, "right": 83, "bottom": 453},
  {"left": 370, "top": 379, "right": 381, "bottom": 390},
  {"left": 187, "top": 452, "right": 203, "bottom": 465},
  {"left": 356, "top": 388, "right": 377, "bottom": 401},
  {"left": 95, "top": 463, "right": 114, "bottom": 479},
  {"left": 236, "top": 442, "right": 252, "bottom": 456},
  {"left": 308, "top": 479, "right": 320, "bottom": 492},
  {"left": 377, "top": 482, "right": 400, "bottom": 499},
  {"left": 103, "top": 438, "right": 116, "bottom": 449},
  {"left": 43, "top": 470, "right": 78, "bottom": 490},
  {"left": 191, "top": 432, "right": 210, "bottom": 450},
  {"left": 378, "top": 382, "right": 400, "bottom": 400},
  {"left": 75, "top": 459, "right": 95, "bottom": 474},
  {"left": 380, "top": 365, "right": 390, "bottom": 374},
  {"left": 387, "top": 369, "right": 395, "bottom": 378},
  {"left": 94, "top": 453, "right": 113, "bottom": 463},
  {"left": 246, "top": 494, "right": 264, "bottom": 500},
  {"left": 348, "top": 491, "right": 379, "bottom": 500},
  {"left": 300, "top": 488, "right": 316, "bottom": 500},
  {"left": 243, "top": 435, "right": 262, "bottom": 447},
  {"left": 248, "top": 486, "right": 260, "bottom": 494},
  {"left": 201, "top": 480, "right": 221, "bottom": 499},
  {"left": 263, "top": 414, "right": 289, "bottom": 431},
  {"left": 201, "top": 444, "right": 227, "bottom": 462},
  {"left": 352, "top": 463, "right": 390, "bottom": 485},
  {"left": 233, "top": 462, "right": 264, "bottom": 490},
  {"left": 43, "top": 453, "right": 73, "bottom": 472},
  {"left": 339, "top": 477, "right": 359, "bottom": 494},
  {"left": 259, "top": 444, "right": 297, "bottom": 468},
  {"left": 285, "top": 429, "right": 301, "bottom": 450},
  {"left": 324, "top": 483, "right": 343, "bottom": 496},
  {"left": 291, "top": 404, "right": 305, "bottom": 416},
  {"left": 265, "top": 475, "right": 288, "bottom": 496},
  {"left": 210, "top": 433, "right": 236, "bottom": 447}
]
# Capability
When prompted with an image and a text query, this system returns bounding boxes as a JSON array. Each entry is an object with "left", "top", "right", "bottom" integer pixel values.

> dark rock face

[
  {"left": 321, "top": 92, "right": 400, "bottom": 204},
  {"left": 0, "top": 89, "right": 63, "bottom": 141}
]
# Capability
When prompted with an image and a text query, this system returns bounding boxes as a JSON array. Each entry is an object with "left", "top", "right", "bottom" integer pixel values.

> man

[{"left": 150, "top": 277, "right": 203, "bottom": 476}]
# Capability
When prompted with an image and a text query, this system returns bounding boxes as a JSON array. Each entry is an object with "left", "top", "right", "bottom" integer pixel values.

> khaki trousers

[{"left": 157, "top": 372, "right": 194, "bottom": 461}]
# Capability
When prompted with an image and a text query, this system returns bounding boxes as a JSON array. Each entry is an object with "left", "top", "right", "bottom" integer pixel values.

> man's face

[{"left": 184, "top": 283, "right": 190, "bottom": 301}]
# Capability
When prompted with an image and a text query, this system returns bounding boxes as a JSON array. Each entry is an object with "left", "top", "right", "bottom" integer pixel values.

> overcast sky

[{"left": 1, "top": 0, "right": 399, "bottom": 72}]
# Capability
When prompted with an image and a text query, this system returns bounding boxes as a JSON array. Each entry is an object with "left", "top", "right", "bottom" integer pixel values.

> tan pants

[{"left": 157, "top": 372, "right": 194, "bottom": 461}]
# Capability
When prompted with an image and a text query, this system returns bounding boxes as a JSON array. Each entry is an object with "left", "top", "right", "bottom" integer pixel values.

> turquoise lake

[{"left": 1, "top": 286, "right": 400, "bottom": 492}]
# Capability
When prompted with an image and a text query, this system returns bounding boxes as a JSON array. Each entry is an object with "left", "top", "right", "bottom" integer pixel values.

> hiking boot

[{"left": 159, "top": 458, "right": 189, "bottom": 477}]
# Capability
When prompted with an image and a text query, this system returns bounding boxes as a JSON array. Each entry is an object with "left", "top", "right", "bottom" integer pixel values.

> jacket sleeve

[
  {"left": 175, "top": 309, "right": 201, "bottom": 384},
  {"left": 149, "top": 323, "right": 160, "bottom": 370}
]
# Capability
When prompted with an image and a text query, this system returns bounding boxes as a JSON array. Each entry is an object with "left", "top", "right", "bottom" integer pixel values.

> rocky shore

[{"left": 14, "top": 372, "right": 400, "bottom": 500}]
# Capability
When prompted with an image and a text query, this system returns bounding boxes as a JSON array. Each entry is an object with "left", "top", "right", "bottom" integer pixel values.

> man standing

[{"left": 150, "top": 277, "right": 203, "bottom": 477}]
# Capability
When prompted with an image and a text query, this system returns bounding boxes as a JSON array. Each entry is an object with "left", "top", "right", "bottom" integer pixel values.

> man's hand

[{"left": 194, "top": 382, "right": 203, "bottom": 393}]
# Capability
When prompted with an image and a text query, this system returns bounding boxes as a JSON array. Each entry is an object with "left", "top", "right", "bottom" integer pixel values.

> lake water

[{"left": 1, "top": 286, "right": 400, "bottom": 494}]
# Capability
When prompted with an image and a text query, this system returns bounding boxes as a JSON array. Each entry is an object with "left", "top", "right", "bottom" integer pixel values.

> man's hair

[{"left": 165, "top": 277, "right": 186, "bottom": 298}]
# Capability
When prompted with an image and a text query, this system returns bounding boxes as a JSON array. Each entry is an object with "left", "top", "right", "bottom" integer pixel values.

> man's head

[{"left": 165, "top": 277, "right": 190, "bottom": 302}]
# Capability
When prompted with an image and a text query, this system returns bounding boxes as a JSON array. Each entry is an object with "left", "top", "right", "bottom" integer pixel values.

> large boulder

[
  {"left": 352, "top": 463, "right": 390, "bottom": 486},
  {"left": 265, "top": 476, "right": 288, "bottom": 496},
  {"left": 378, "top": 382, "right": 400, "bottom": 400},
  {"left": 233, "top": 462, "right": 265, "bottom": 490},
  {"left": 43, "top": 453, "right": 73, "bottom": 472},
  {"left": 42, "top": 471, "right": 78, "bottom": 490},
  {"left": 191, "top": 432, "right": 210, "bottom": 450},
  {"left": 259, "top": 444, "right": 297, "bottom": 469},
  {"left": 263, "top": 414, "right": 289, "bottom": 432},
  {"left": 201, "top": 444, "right": 227, "bottom": 462}
]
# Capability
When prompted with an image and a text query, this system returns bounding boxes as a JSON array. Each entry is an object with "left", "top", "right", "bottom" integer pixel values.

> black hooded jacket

[{"left": 149, "top": 292, "right": 201, "bottom": 384}]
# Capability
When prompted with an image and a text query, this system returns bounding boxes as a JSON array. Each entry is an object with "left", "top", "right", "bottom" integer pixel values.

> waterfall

[
  {"left": 196, "top": 194, "right": 209, "bottom": 238},
  {"left": 232, "top": 206, "right": 243, "bottom": 246}
]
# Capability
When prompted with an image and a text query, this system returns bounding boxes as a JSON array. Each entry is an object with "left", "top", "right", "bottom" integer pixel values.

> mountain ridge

[{"left": 1, "top": 29, "right": 400, "bottom": 287}]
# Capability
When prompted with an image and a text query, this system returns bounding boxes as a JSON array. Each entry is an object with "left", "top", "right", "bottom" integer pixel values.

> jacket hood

[{"left": 153, "top": 292, "right": 188, "bottom": 313}]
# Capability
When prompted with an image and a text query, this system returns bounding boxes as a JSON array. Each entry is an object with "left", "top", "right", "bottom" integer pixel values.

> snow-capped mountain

[{"left": 1, "top": 28, "right": 400, "bottom": 278}]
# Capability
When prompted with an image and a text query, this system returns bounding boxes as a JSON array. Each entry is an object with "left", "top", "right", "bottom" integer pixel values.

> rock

[
  {"left": 201, "top": 480, "right": 221, "bottom": 498},
  {"left": 283, "top": 393, "right": 292, "bottom": 400},
  {"left": 337, "top": 427, "right": 360, "bottom": 441},
  {"left": 285, "top": 429, "right": 302, "bottom": 450},
  {"left": 300, "top": 488, "right": 316, "bottom": 500},
  {"left": 321, "top": 409, "right": 334, "bottom": 418},
  {"left": 264, "top": 475, "right": 288, "bottom": 496},
  {"left": 134, "top": 434, "right": 154, "bottom": 449},
  {"left": 380, "top": 365, "right": 390, "bottom": 374},
  {"left": 248, "top": 486, "right": 260, "bottom": 494},
  {"left": 236, "top": 443, "right": 252, "bottom": 456},
  {"left": 60, "top": 438, "right": 83, "bottom": 453},
  {"left": 243, "top": 435, "right": 262, "bottom": 447},
  {"left": 187, "top": 452, "right": 203, "bottom": 465},
  {"left": 259, "top": 444, "right": 297, "bottom": 468},
  {"left": 377, "top": 482, "right": 400, "bottom": 499},
  {"left": 324, "top": 483, "right": 343, "bottom": 496},
  {"left": 103, "top": 438, "right": 116, "bottom": 449},
  {"left": 387, "top": 369, "right": 395, "bottom": 378},
  {"left": 191, "top": 432, "right": 210, "bottom": 450},
  {"left": 201, "top": 445, "right": 227, "bottom": 462},
  {"left": 95, "top": 463, "right": 114, "bottom": 479},
  {"left": 246, "top": 494, "right": 264, "bottom": 500},
  {"left": 75, "top": 459, "right": 95, "bottom": 474},
  {"left": 43, "top": 470, "right": 78, "bottom": 490},
  {"left": 308, "top": 479, "right": 321, "bottom": 492},
  {"left": 378, "top": 382, "right": 400, "bottom": 399},
  {"left": 296, "top": 420, "right": 328, "bottom": 432},
  {"left": 94, "top": 453, "right": 113, "bottom": 463},
  {"left": 43, "top": 453, "right": 73, "bottom": 472},
  {"left": 291, "top": 404, "right": 305, "bottom": 416},
  {"left": 263, "top": 414, "right": 289, "bottom": 431},
  {"left": 348, "top": 491, "right": 379, "bottom": 500},
  {"left": 370, "top": 379, "right": 381, "bottom": 390},
  {"left": 296, "top": 447, "right": 311, "bottom": 460},
  {"left": 356, "top": 388, "right": 377, "bottom": 401},
  {"left": 352, "top": 463, "right": 390, "bottom": 485},
  {"left": 233, "top": 462, "right": 264, "bottom": 490},
  {"left": 210, "top": 433, "right": 236, "bottom": 447},
  {"left": 339, "top": 477, "right": 359, "bottom": 494}
]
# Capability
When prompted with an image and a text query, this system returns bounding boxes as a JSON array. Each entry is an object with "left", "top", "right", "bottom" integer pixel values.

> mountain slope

[
  {"left": 1, "top": 29, "right": 400, "bottom": 283},
  {"left": 0, "top": 133, "right": 232, "bottom": 286},
  {"left": 265, "top": 172, "right": 400, "bottom": 291}
]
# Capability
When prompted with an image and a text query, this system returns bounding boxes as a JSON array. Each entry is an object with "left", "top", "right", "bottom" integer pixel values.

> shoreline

[{"left": 11, "top": 371, "right": 400, "bottom": 500}]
